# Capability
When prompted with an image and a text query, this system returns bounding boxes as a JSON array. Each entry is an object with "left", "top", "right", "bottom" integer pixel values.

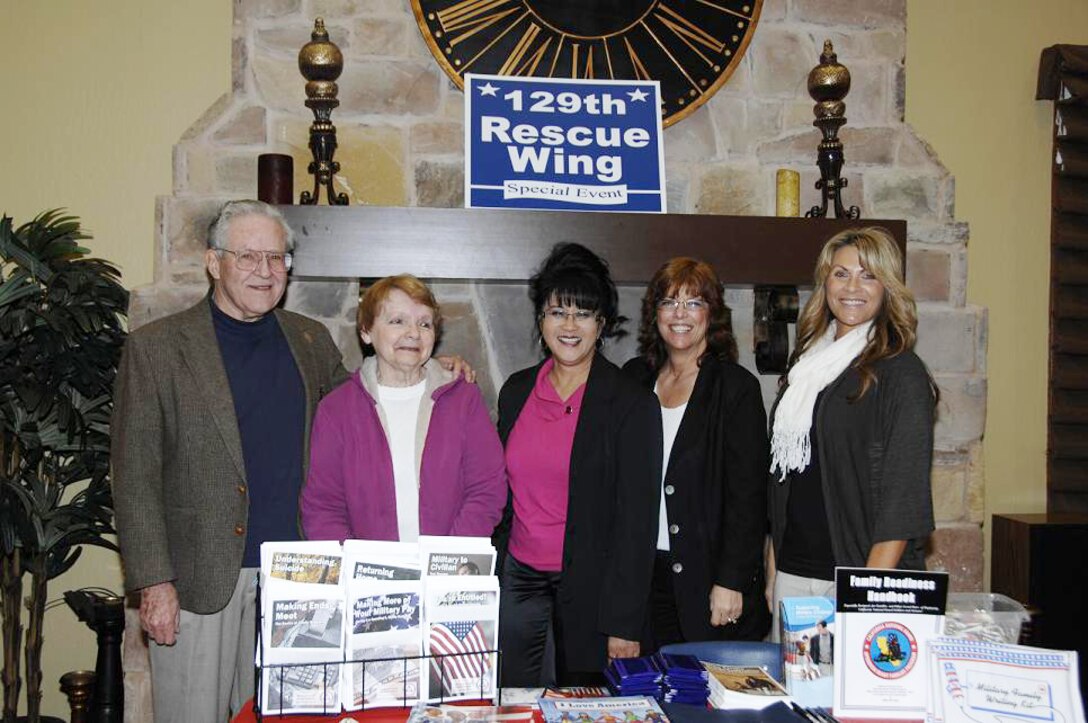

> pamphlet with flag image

[{"left": 423, "top": 575, "right": 499, "bottom": 701}]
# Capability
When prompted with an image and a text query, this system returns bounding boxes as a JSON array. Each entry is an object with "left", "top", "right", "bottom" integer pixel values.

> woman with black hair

[{"left": 494, "top": 243, "right": 661, "bottom": 686}]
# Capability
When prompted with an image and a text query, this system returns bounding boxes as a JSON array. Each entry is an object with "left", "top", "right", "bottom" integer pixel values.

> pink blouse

[{"left": 505, "top": 359, "right": 586, "bottom": 572}]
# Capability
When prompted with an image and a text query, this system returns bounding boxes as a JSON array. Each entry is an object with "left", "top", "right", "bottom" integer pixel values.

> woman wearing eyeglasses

[
  {"left": 495, "top": 243, "right": 661, "bottom": 686},
  {"left": 623, "top": 258, "right": 771, "bottom": 650}
]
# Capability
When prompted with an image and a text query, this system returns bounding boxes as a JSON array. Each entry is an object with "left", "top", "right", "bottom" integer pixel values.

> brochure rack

[{"left": 253, "top": 581, "right": 503, "bottom": 721}]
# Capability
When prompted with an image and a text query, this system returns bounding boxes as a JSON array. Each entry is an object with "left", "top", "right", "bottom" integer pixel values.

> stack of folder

[
  {"left": 604, "top": 657, "right": 664, "bottom": 698},
  {"left": 654, "top": 652, "right": 710, "bottom": 706},
  {"left": 603, "top": 653, "right": 710, "bottom": 706}
]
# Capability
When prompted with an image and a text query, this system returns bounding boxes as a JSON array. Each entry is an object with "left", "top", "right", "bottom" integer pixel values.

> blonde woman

[{"left": 767, "top": 227, "right": 937, "bottom": 626}]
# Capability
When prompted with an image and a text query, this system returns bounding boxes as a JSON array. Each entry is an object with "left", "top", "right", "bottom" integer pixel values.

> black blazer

[
  {"left": 494, "top": 354, "right": 662, "bottom": 673},
  {"left": 623, "top": 355, "right": 771, "bottom": 642}
]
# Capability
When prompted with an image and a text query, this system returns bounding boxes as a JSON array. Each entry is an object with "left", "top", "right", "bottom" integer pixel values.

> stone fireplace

[{"left": 122, "top": 0, "right": 985, "bottom": 718}]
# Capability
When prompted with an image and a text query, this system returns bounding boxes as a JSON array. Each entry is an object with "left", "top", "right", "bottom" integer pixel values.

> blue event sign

[{"left": 465, "top": 74, "right": 666, "bottom": 213}]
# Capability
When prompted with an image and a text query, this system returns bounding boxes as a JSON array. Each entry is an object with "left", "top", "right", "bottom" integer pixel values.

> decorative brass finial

[
  {"left": 298, "top": 18, "right": 348, "bottom": 205},
  {"left": 59, "top": 670, "right": 95, "bottom": 723},
  {"left": 805, "top": 40, "right": 859, "bottom": 219}
]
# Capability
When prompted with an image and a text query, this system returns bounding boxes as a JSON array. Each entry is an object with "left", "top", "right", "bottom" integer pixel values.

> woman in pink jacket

[{"left": 302, "top": 274, "right": 506, "bottom": 541}]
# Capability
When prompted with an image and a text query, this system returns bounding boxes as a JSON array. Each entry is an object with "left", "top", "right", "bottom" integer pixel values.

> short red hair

[{"left": 357, "top": 274, "right": 442, "bottom": 337}]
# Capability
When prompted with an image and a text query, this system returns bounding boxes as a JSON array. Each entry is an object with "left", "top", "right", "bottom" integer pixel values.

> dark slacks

[
  {"left": 644, "top": 550, "right": 772, "bottom": 653},
  {"left": 644, "top": 551, "right": 686, "bottom": 653},
  {"left": 498, "top": 554, "right": 606, "bottom": 687}
]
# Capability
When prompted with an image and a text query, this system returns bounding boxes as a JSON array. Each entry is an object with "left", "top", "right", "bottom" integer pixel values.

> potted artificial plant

[{"left": 0, "top": 210, "right": 127, "bottom": 722}]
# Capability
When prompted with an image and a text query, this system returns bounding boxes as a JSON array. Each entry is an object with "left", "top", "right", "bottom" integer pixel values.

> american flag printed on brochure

[
  {"left": 423, "top": 575, "right": 500, "bottom": 701},
  {"left": 429, "top": 620, "right": 493, "bottom": 694}
]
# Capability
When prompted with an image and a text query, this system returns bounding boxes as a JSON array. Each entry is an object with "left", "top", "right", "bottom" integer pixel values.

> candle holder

[
  {"left": 298, "top": 18, "right": 348, "bottom": 205},
  {"left": 59, "top": 671, "right": 95, "bottom": 723},
  {"left": 805, "top": 40, "right": 860, "bottom": 219},
  {"left": 64, "top": 589, "right": 125, "bottom": 722}
]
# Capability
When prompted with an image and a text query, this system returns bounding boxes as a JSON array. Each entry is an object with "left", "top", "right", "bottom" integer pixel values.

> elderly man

[{"left": 112, "top": 200, "right": 348, "bottom": 721}]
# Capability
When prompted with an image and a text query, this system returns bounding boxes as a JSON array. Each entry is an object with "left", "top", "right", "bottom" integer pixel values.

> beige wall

[
  {"left": 1, "top": 0, "right": 1083, "bottom": 717},
  {"left": 905, "top": 0, "right": 1088, "bottom": 585},
  {"left": 0, "top": 1, "right": 229, "bottom": 715}
]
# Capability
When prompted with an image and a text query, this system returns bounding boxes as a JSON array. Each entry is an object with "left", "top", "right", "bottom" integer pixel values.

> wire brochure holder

[{"left": 253, "top": 581, "right": 503, "bottom": 720}]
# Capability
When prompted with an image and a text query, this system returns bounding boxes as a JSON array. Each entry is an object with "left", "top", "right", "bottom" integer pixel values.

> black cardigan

[
  {"left": 494, "top": 354, "right": 662, "bottom": 673},
  {"left": 769, "top": 351, "right": 936, "bottom": 571},
  {"left": 624, "top": 355, "right": 772, "bottom": 642}
]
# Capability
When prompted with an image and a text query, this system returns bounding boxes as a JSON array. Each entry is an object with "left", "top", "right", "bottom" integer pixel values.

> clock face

[{"left": 411, "top": 0, "right": 762, "bottom": 126}]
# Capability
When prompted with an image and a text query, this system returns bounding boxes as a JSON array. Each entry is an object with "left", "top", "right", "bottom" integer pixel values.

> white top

[
  {"left": 656, "top": 395, "right": 688, "bottom": 552},
  {"left": 377, "top": 379, "right": 427, "bottom": 543}
]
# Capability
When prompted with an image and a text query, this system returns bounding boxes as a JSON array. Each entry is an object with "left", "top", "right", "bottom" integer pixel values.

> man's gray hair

[{"left": 207, "top": 200, "right": 295, "bottom": 252}]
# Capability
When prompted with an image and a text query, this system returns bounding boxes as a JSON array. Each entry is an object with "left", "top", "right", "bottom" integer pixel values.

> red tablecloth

[
  {"left": 231, "top": 697, "right": 916, "bottom": 723},
  {"left": 233, "top": 699, "right": 514, "bottom": 723}
]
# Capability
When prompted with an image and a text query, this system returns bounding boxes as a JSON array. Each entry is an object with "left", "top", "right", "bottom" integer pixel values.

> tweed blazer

[{"left": 111, "top": 298, "right": 347, "bottom": 614}]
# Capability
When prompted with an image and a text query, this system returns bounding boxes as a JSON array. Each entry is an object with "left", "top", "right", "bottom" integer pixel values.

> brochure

[
  {"left": 259, "top": 541, "right": 346, "bottom": 715},
  {"left": 344, "top": 539, "right": 422, "bottom": 581},
  {"left": 778, "top": 596, "right": 835, "bottom": 707},
  {"left": 342, "top": 578, "right": 423, "bottom": 710},
  {"left": 542, "top": 687, "right": 612, "bottom": 699},
  {"left": 261, "top": 659, "right": 340, "bottom": 716},
  {"left": 703, "top": 662, "right": 790, "bottom": 710},
  {"left": 538, "top": 696, "right": 669, "bottom": 723},
  {"left": 925, "top": 637, "right": 1084, "bottom": 723},
  {"left": 406, "top": 702, "right": 537, "bottom": 723},
  {"left": 419, "top": 535, "right": 497, "bottom": 577},
  {"left": 423, "top": 575, "right": 500, "bottom": 701},
  {"left": 833, "top": 567, "right": 948, "bottom": 720}
]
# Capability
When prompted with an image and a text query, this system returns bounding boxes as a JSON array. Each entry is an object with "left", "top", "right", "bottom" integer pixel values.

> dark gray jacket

[{"left": 769, "top": 351, "right": 936, "bottom": 571}]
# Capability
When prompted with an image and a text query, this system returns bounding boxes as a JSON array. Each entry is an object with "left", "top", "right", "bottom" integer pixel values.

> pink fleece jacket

[{"left": 301, "top": 363, "right": 507, "bottom": 541}]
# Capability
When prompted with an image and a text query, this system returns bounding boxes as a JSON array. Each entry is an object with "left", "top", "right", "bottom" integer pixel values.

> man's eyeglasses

[
  {"left": 542, "top": 307, "right": 599, "bottom": 325},
  {"left": 218, "top": 248, "right": 293, "bottom": 273},
  {"left": 656, "top": 297, "right": 708, "bottom": 312}
]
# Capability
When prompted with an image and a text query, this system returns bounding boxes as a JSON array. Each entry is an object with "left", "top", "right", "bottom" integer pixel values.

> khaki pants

[{"left": 149, "top": 569, "right": 258, "bottom": 723}]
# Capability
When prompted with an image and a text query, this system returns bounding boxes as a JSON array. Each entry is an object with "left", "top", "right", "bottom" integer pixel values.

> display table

[
  {"left": 230, "top": 697, "right": 903, "bottom": 723},
  {"left": 232, "top": 698, "right": 514, "bottom": 723}
]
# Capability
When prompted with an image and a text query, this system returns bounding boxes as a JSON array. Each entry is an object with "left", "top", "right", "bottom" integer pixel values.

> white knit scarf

[{"left": 770, "top": 321, "right": 873, "bottom": 480}]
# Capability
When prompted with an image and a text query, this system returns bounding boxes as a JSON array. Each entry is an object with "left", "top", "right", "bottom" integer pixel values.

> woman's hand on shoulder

[{"left": 435, "top": 354, "right": 476, "bottom": 383}]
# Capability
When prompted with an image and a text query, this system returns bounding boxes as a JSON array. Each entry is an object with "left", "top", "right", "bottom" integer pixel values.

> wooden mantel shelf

[{"left": 281, "top": 205, "right": 906, "bottom": 286}]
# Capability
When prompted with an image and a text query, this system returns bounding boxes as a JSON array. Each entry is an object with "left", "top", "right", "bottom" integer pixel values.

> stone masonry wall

[{"left": 123, "top": 1, "right": 986, "bottom": 718}]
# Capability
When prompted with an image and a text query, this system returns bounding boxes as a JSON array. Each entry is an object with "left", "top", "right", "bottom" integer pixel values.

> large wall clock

[{"left": 410, "top": 0, "right": 762, "bottom": 127}]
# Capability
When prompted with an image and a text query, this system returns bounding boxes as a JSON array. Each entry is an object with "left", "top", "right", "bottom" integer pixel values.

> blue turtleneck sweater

[{"left": 211, "top": 300, "right": 305, "bottom": 567}]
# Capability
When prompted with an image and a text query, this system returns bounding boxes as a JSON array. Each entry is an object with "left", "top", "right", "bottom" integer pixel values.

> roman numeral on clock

[
  {"left": 498, "top": 22, "right": 552, "bottom": 76},
  {"left": 436, "top": 0, "right": 520, "bottom": 46},
  {"left": 655, "top": 3, "right": 726, "bottom": 60}
]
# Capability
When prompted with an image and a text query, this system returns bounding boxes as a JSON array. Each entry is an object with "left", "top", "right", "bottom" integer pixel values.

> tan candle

[{"left": 776, "top": 169, "right": 800, "bottom": 217}]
